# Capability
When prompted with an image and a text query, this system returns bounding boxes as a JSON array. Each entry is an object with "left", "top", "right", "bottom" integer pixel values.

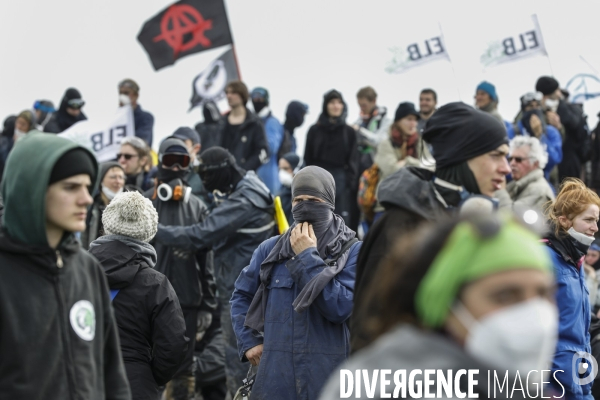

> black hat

[
  {"left": 535, "top": 76, "right": 559, "bottom": 96},
  {"left": 423, "top": 102, "right": 508, "bottom": 169},
  {"left": 394, "top": 102, "right": 420, "bottom": 122},
  {"left": 281, "top": 152, "right": 300, "bottom": 170},
  {"left": 49, "top": 148, "right": 96, "bottom": 185},
  {"left": 171, "top": 127, "right": 200, "bottom": 145}
]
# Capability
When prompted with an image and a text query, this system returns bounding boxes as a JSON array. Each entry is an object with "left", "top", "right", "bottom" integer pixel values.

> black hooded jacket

[
  {"left": 89, "top": 238, "right": 188, "bottom": 400},
  {"left": 218, "top": 108, "right": 269, "bottom": 172},
  {"left": 195, "top": 101, "right": 225, "bottom": 151},
  {"left": 350, "top": 167, "right": 457, "bottom": 352},
  {"left": 44, "top": 88, "right": 87, "bottom": 134}
]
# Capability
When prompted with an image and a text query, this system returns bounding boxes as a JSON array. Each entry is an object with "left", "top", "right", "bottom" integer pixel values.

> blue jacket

[
  {"left": 134, "top": 105, "right": 154, "bottom": 147},
  {"left": 509, "top": 121, "right": 563, "bottom": 181},
  {"left": 546, "top": 243, "right": 593, "bottom": 400},
  {"left": 256, "top": 110, "right": 283, "bottom": 194},
  {"left": 231, "top": 236, "right": 360, "bottom": 400}
]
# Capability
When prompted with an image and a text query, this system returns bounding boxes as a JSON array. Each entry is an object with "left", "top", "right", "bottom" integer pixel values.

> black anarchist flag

[
  {"left": 189, "top": 47, "right": 239, "bottom": 110},
  {"left": 137, "top": 0, "right": 233, "bottom": 71}
]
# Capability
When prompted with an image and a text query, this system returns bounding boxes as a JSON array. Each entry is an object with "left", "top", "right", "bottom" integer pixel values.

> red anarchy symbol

[{"left": 153, "top": 4, "right": 213, "bottom": 57}]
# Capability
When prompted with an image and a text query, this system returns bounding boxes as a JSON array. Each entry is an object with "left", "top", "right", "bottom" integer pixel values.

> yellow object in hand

[{"left": 274, "top": 196, "right": 289, "bottom": 235}]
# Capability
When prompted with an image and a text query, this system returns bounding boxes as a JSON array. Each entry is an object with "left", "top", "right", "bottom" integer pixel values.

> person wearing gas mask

[
  {"left": 536, "top": 76, "right": 588, "bottom": 182},
  {"left": 252, "top": 86, "right": 284, "bottom": 194},
  {"left": 231, "top": 166, "right": 361, "bottom": 400},
  {"left": 277, "top": 152, "right": 301, "bottom": 225},
  {"left": 44, "top": 87, "right": 87, "bottom": 134},
  {"left": 352, "top": 102, "right": 511, "bottom": 352},
  {"left": 153, "top": 146, "right": 274, "bottom": 397},
  {"left": 320, "top": 213, "right": 558, "bottom": 399},
  {"left": 146, "top": 137, "right": 215, "bottom": 400},
  {"left": 170, "top": 127, "right": 208, "bottom": 204},
  {"left": 81, "top": 161, "right": 125, "bottom": 249},
  {"left": 543, "top": 178, "right": 600, "bottom": 400},
  {"left": 118, "top": 79, "right": 155, "bottom": 147}
]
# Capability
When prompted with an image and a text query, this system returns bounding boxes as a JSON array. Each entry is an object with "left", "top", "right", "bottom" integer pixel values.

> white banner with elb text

[
  {"left": 385, "top": 24, "right": 450, "bottom": 74},
  {"left": 480, "top": 14, "right": 547, "bottom": 69},
  {"left": 59, "top": 105, "right": 135, "bottom": 162}
]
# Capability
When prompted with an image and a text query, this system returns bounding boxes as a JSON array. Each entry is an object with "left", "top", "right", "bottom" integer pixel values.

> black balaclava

[
  {"left": 197, "top": 146, "right": 245, "bottom": 193},
  {"left": 521, "top": 109, "right": 547, "bottom": 136},
  {"left": 318, "top": 90, "right": 348, "bottom": 130},
  {"left": 202, "top": 101, "right": 221, "bottom": 124},
  {"left": 284, "top": 101, "right": 307, "bottom": 134}
]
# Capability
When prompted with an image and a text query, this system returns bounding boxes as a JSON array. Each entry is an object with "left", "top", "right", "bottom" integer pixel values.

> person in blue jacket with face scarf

[{"left": 231, "top": 166, "right": 361, "bottom": 400}]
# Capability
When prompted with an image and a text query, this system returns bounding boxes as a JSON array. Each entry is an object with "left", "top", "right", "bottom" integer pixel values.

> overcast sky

[{"left": 2, "top": 0, "right": 599, "bottom": 155}]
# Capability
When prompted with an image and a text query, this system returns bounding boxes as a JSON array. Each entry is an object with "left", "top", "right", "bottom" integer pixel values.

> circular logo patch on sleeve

[{"left": 69, "top": 300, "right": 96, "bottom": 341}]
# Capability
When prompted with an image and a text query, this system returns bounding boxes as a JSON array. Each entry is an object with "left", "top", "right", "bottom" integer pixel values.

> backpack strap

[
  {"left": 324, "top": 238, "right": 359, "bottom": 266},
  {"left": 109, "top": 289, "right": 120, "bottom": 302}
]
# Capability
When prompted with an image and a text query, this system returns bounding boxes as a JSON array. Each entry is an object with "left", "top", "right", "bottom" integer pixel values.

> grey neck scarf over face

[{"left": 244, "top": 166, "right": 356, "bottom": 332}]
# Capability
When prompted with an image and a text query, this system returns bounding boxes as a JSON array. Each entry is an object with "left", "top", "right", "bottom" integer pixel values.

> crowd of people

[{"left": 1, "top": 74, "right": 600, "bottom": 400}]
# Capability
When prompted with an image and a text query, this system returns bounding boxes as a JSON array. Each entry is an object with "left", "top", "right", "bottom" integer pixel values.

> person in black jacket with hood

[
  {"left": 0, "top": 132, "right": 131, "bottom": 399},
  {"left": 44, "top": 87, "right": 87, "bottom": 134},
  {"left": 219, "top": 80, "right": 269, "bottom": 172},
  {"left": 89, "top": 191, "right": 188, "bottom": 400},
  {"left": 351, "top": 102, "right": 512, "bottom": 352},
  {"left": 195, "top": 100, "right": 225, "bottom": 151},
  {"left": 304, "top": 89, "right": 360, "bottom": 230}
]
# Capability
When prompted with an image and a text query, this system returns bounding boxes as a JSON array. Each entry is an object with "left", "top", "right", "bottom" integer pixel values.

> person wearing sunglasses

[
  {"left": 44, "top": 87, "right": 87, "bottom": 134},
  {"left": 118, "top": 136, "right": 153, "bottom": 192},
  {"left": 505, "top": 136, "right": 555, "bottom": 212},
  {"left": 146, "top": 137, "right": 215, "bottom": 400}
]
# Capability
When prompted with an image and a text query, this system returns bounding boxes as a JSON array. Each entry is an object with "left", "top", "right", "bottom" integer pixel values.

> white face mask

[
  {"left": 279, "top": 169, "right": 293, "bottom": 187},
  {"left": 119, "top": 94, "right": 131, "bottom": 106},
  {"left": 14, "top": 129, "right": 27, "bottom": 141},
  {"left": 545, "top": 98, "right": 559, "bottom": 112},
  {"left": 102, "top": 186, "right": 123, "bottom": 201},
  {"left": 453, "top": 298, "right": 558, "bottom": 377},
  {"left": 568, "top": 227, "right": 595, "bottom": 246}
]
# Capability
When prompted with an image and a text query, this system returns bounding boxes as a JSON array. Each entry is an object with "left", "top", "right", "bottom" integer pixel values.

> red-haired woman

[{"left": 544, "top": 178, "right": 600, "bottom": 400}]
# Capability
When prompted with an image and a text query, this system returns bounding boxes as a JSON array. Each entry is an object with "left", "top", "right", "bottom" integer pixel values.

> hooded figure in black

[
  {"left": 88, "top": 191, "right": 188, "bottom": 400},
  {"left": 280, "top": 100, "right": 308, "bottom": 154},
  {"left": 144, "top": 138, "right": 216, "bottom": 400},
  {"left": 44, "top": 88, "right": 87, "bottom": 134},
  {"left": 153, "top": 146, "right": 275, "bottom": 396},
  {"left": 0, "top": 115, "right": 16, "bottom": 182},
  {"left": 195, "top": 101, "right": 225, "bottom": 152},
  {"left": 350, "top": 102, "right": 510, "bottom": 352},
  {"left": 304, "top": 90, "right": 360, "bottom": 230}
]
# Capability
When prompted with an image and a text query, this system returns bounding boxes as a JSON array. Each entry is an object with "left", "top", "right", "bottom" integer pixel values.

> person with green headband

[{"left": 320, "top": 213, "right": 559, "bottom": 399}]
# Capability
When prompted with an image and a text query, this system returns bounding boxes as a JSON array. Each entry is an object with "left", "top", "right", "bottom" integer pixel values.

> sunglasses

[
  {"left": 117, "top": 153, "right": 138, "bottom": 161},
  {"left": 507, "top": 156, "right": 532, "bottom": 163},
  {"left": 162, "top": 153, "right": 190, "bottom": 169},
  {"left": 67, "top": 98, "right": 85, "bottom": 109}
]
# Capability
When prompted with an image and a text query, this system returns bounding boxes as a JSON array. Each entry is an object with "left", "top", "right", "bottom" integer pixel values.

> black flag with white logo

[
  {"left": 189, "top": 46, "right": 240, "bottom": 110},
  {"left": 137, "top": 0, "right": 233, "bottom": 71}
]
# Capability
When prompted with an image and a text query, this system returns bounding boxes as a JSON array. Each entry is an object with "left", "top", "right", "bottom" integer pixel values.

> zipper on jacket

[
  {"left": 56, "top": 250, "right": 63, "bottom": 268},
  {"left": 55, "top": 275, "right": 76, "bottom": 400}
]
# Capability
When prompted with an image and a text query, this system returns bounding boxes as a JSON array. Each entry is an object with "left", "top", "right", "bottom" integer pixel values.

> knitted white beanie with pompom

[{"left": 102, "top": 191, "right": 158, "bottom": 242}]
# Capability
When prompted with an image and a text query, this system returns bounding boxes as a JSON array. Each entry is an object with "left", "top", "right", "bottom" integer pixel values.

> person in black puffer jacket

[
  {"left": 44, "top": 88, "right": 87, "bottom": 134},
  {"left": 304, "top": 89, "right": 360, "bottom": 230},
  {"left": 89, "top": 191, "right": 188, "bottom": 400}
]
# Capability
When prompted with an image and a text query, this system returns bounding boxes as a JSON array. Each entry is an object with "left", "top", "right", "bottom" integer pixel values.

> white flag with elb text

[
  {"left": 385, "top": 24, "right": 450, "bottom": 74},
  {"left": 480, "top": 14, "right": 547, "bottom": 69}
]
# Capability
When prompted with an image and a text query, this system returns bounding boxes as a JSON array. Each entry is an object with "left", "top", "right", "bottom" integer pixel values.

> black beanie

[
  {"left": 281, "top": 152, "right": 300, "bottom": 170},
  {"left": 422, "top": 102, "right": 508, "bottom": 169},
  {"left": 49, "top": 148, "right": 97, "bottom": 185},
  {"left": 198, "top": 146, "right": 244, "bottom": 193},
  {"left": 535, "top": 76, "right": 559, "bottom": 96},
  {"left": 394, "top": 102, "right": 420, "bottom": 122}
]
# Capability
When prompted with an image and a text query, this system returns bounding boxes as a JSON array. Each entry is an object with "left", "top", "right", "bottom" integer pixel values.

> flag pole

[{"left": 231, "top": 44, "right": 242, "bottom": 81}]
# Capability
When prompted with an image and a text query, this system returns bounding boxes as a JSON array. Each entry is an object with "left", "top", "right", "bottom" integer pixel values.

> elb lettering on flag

[
  {"left": 58, "top": 106, "right": 135, "bottom": 162},
  {"left": 480, "top": 14, "right": 547, "bottom": 68},
  {"left": 137, "top": 0, "right": 233, "bottom": 71},
  {"left": 385, "top": 24, "right": 450, "bottom": 74}
]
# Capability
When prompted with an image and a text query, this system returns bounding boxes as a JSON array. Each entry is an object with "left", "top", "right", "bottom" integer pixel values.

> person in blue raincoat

[
  {"left": 252, "top": 87, "right": 284, "bottom": 194},
  {"left": 231, "top": 166, "right": 360, "bottom": 399},
  {"left": 543, "top": 178, "right": 600, "bottom": 400}
]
